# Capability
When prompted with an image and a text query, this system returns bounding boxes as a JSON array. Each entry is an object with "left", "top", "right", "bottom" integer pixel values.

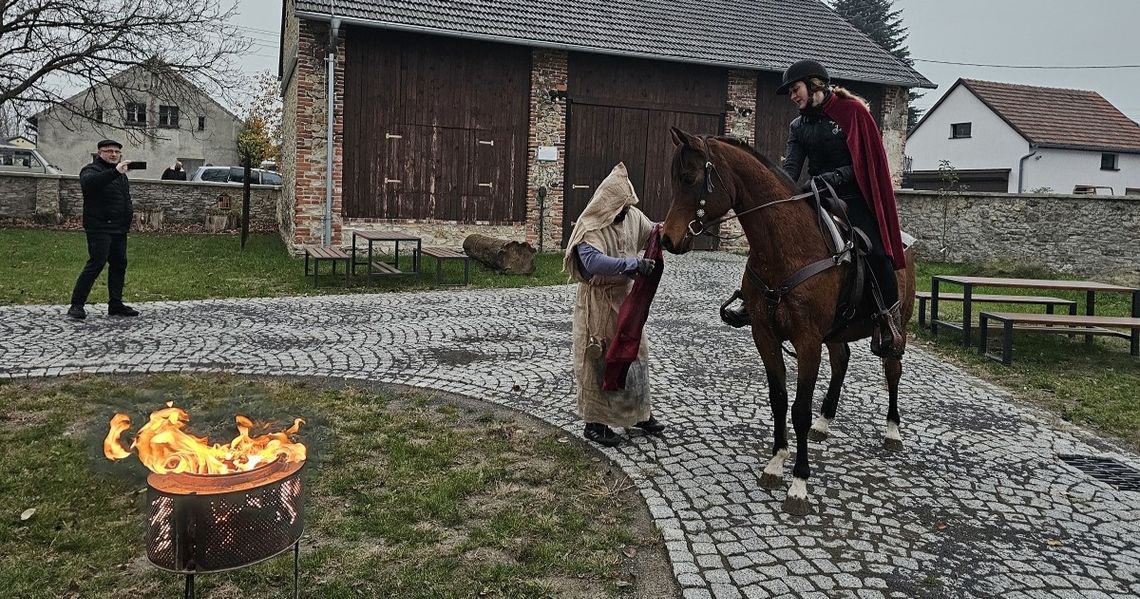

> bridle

[{"left": 683, "top": 140, "right": 813, "bottom": 240}]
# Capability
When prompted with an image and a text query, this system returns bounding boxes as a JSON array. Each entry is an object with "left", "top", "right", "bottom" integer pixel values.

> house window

[
  {"left": 125, "top": 102, "right": 146, "bottom": 126},
  {"left": 158, "top": 105, "right": 179, "bottom": 128},
  {"left": 198, "top": 116, "right": 206, "bottom": 131},
  {"left": 1100, "top": 153, "right": 1118, "bottom": 171},
  {"left": 951, "top": 122, "right": 972, "bottom": 139},
  {"left": 94, "top": 107, "right": 104, "bottom": 123}
]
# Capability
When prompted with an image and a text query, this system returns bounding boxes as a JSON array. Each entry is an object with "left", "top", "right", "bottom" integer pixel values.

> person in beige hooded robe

[{"left": 564, "top": 163, "right": 664, "bottom": 447}]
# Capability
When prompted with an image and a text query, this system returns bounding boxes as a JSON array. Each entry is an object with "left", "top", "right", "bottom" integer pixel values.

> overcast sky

[{"left": 232, "top": 0, "right": 1140, "bottom": 123}]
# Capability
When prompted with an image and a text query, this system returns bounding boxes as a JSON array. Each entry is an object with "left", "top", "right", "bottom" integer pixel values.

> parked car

[
  {"left": 190, "top": 165, "right": 283, "bottom": 185},
  {"left": 0, "top": 144, "right": 61, "bottom": 175}
]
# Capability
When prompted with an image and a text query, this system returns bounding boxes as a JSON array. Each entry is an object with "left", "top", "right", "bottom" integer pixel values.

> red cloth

[
  {"left": 602, "top": 225, "right": 663, "bottom": 391},
  {"left": 822, "top": 94, "right": 907, "bottom": 270}
]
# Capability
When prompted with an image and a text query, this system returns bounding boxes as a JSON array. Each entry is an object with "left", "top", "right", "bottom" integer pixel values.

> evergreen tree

[{"left": 831, "top": 0, "right": 924, "bottom": 129}]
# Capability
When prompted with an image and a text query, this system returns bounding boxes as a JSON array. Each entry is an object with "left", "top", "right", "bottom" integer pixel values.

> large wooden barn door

[
  {"left": 563, "top": 53, "right": 726, "bottom": 250},
  {"left": 343, "top": 30, "right": 530, "bottom": 223}
]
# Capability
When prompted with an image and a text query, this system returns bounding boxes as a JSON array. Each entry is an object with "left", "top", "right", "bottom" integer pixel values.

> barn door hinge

[
  {"left": 477, "top": 139, "right": 494, "bottom": 146},
  {"left": 477, "top": 182, "right": 493, "bottom": 188},
  {"left": 571, "top": 184, "right": 590, "bottom": 190},
  {"left": 384, "top": 178, "right": 401, "bottom": 185},
  {"left": 385, "top": 133, "right": 402, "bottom": 140}
]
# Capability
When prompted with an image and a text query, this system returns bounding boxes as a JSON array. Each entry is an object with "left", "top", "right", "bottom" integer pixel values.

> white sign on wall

[{"left": 536, "top": 146, "right": 558, "bottom": 162}]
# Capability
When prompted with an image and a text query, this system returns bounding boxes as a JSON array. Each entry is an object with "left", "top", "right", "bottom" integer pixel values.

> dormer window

[{"left": 951, "top": 122, "right": 972, "bottom": 139}]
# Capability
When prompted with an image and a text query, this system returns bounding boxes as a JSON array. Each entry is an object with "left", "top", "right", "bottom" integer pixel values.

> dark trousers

[
  {"left": 70, "top": 231, "right": 128, "bottom": 307},
  {"left": 844, "top": 194, "right": 899, "bottom": 308}
]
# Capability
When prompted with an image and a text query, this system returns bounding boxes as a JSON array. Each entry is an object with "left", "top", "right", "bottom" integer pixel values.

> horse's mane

[{"left": 709, "top": 136, "right": 798, "bottom": 194}]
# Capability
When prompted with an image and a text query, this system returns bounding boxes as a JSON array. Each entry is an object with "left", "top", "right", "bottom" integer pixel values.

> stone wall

[
  {"left": 897, "top": 190, "right": 1139, "bottom": 281},
  {"left": 0, "top": 172, "right": 279, "bottom": 225},
  {"left": 880, "top": 86, "right": 909, "bottom": 187}
]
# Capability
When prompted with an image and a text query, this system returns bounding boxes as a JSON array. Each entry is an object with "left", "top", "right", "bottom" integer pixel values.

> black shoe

[
  {"left": 632, "top": 415, "right": 666, "bottom": 435},
  {"left": 583, "top": 422, "right": 621, "bottom": 447},
  {"left": 720, "top": 302, "right": 751, "bottom": 328},
  {"left": 108, "top": 304, "right": 139, "bottom": 317},
  {"left": 66, "top": 305, "right": 86, "bottom": 320}
]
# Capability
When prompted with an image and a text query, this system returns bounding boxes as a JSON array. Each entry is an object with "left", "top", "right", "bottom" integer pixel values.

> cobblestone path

[{"left": 2, "top": 252, "right": 1137, "bottom": 598}]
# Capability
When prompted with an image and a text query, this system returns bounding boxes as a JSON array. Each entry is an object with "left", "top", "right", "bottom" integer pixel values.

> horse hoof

[
  {"left": 759, "top": 472, "right": 783, "bottom": 490},
  {"left": 782, "top": 496, "right": 811, "bottom": 516},
  {"left": 882, "top": 437, "right": 903, "bottom": 452},
  {"left": 808, "top": 428, "right": 829, "bottom": 442}
]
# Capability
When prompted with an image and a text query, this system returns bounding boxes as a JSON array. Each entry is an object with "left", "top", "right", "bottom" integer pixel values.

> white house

[
  {"left": 905, "top": 79, "right": 1140, "bottom": 195},
  {"left": 32, "top": 65, "right": 242, "bottom": 179}
]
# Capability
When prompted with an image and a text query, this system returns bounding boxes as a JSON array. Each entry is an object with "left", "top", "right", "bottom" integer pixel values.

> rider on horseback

[{"left": 724, "top": 59, "right": 907, "bottom": 359}]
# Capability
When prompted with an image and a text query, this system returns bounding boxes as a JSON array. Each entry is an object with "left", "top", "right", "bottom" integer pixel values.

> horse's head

[{"left": 661, "top": 127, "right": 737, "bottom": 254}]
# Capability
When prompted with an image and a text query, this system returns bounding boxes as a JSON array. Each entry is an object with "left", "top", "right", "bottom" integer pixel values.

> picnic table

[
  {"left": 930, "top": 275, "right": 1140, "bottom": 347},
  {"left": 350, "top": 230, "right": 422, "bottom": 284}
]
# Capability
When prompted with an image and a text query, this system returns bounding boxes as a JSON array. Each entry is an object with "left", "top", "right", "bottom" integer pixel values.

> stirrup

[
  {"left": 870, "top": 303, "right": 905, "bottom": 359},
  {"left": 720, "top": 290, "right": 751, "bottom": 328}
]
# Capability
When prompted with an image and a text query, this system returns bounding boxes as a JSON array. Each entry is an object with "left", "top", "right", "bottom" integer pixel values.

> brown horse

[{"left": 660, "top": 127, "right": 916, "bottom": 516}]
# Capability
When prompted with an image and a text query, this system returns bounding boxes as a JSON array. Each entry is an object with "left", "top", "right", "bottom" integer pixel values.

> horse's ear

[{"left": 670, "top": 126, "right": 689, "bottom": 147}]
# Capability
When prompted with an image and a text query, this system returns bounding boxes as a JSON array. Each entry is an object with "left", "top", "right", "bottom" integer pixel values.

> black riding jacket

[
  {"left": 80, "top": 158, "right": 133, "bottom": 232},
  {"left": 782, "top": 93, "right": 859, "bottom": 198}
]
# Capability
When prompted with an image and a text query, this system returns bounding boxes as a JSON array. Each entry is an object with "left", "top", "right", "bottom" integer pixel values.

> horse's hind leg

[
  {"left": 785, "top": 343, "right": 822, "bottom": 516},
  {"left": 810, "top": 342, "right": 850, "bottom": 441},
  {"left": 756, "top": 344, "right": 789, "bottom": 491},
  {"left": 882, "top": 356, "right": 903, "bottom": 451}
]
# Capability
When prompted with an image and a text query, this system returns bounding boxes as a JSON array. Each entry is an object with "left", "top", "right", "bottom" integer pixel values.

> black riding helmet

[{"left": 775, "top": 59, "right": 829, "bottom": 95}]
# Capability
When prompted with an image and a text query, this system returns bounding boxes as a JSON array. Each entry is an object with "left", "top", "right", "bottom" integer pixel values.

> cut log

[{"left": 462, "top": 234, "right": 536, "bottom": 274}]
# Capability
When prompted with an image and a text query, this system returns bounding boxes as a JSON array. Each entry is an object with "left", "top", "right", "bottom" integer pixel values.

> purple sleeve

[{"left": 576, "top": 243, "right": 638, "bottom": 279}]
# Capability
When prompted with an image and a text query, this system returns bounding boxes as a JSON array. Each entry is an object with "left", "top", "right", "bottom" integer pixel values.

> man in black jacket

[{"left": 67, "top": 139, "right": 139, "bottom": 319}]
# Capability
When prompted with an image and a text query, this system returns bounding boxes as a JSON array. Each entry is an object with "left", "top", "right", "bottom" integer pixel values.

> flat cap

[{"left": 96, "top": 139, "right": 122, "bottom": 149}]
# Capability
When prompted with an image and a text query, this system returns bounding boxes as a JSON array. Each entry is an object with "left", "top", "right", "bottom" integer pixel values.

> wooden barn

[{"left": 279, "top": 0, "right": 932, "bottom": 252}]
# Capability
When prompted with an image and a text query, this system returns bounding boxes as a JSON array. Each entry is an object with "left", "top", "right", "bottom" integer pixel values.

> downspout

[
  {"left": 323, "top": 17, "right": 342, "bottom": 246},
  {"left": 1017, "top": 144, "right": 1037, "bottom": 193}
]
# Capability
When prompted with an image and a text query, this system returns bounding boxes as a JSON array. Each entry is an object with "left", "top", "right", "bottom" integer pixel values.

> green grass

[
  {"left": 0, "top": 228, "right": 569, "bottom": 305},
  {"left": 0, "top": 375, "right": 661, "bottom": 598},
  {"left": 912, "top": 261, "right": 1140, "bottom": 449}
]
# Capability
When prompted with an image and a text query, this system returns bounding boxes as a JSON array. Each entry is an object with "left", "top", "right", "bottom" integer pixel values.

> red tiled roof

[{"left": 961, "top": 79, "right": 1140, "bottom": 153}]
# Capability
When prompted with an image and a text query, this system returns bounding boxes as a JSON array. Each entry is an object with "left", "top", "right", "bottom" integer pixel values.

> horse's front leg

[
  {"left": 754, "top": 336, "right": 789, "bottom": 491},
  {"left": 785, "top": 343, "right": 822, "bottom": 516},
  {"left": 881, "top": 355, "right": 904, "bottom": 451},
  {"left": 810, "top": 342, "right": 850, "bottom": 441}
]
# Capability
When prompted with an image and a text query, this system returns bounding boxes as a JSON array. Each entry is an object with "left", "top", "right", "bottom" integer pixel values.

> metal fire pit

[{"left": 145, "top": 460, "right": 304, "bottom": 597}]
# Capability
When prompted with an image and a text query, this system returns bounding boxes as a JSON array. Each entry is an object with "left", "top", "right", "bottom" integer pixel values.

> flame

[{"left": 104, "top": 402, "right": 306, "bottom": 475}]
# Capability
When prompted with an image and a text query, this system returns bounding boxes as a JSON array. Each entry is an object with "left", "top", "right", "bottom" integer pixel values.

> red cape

[
  {"left": 821, "top": 94, "right": 906, "bottom": 270},
  {"left": 602, "top": 225, "right": 663, "bottom": 391}
]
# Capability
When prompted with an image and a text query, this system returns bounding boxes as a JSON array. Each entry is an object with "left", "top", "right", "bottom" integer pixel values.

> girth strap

[{"left": 745, "top": 255, "right": 844, "bottom": 323}]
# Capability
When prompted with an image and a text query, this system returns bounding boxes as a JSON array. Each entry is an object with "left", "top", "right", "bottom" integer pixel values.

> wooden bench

[
  {"left": 978, "top": 312, "right": 1140, "bottom": 365},
  {"left": 421, "top": 247, "right": 471, "bottom": 285},
  {"left": 917, "top": 290, "right": 1076, "bottom": 329},
  {"left": 304, "top": 246, "right": 351, "bottom": 288}
]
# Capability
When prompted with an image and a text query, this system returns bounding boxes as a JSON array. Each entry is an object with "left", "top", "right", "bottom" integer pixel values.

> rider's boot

[{"left": 870, "top": 301, "right": 905, "bottom": 359}]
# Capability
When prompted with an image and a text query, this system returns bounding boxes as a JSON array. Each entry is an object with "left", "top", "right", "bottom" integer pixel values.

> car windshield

[
  {"left": 199, "top": 168, "right": 229, "bottom": 182},
  {"left": 262, "top": 171, "right": 282, "bottom": 185}
]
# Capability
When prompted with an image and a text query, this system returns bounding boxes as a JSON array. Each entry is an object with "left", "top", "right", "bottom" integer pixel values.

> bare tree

[{"left": 0, "top": 0, "right": 253, "bottom": 140}]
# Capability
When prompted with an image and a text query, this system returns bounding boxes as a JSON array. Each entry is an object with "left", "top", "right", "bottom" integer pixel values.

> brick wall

[
  {"left": 719, "top": 70, "right": 759, "bottom": 250},
  {"left": 0, "top": 172, "right": 279, "bottom": 225},
  {"left": 281, "top": 14, "right": 345, "bottom": 251},
  {"left": 524, "top": 49, "right": 568, "bottom": 252},
  {"left": 278, "top": 0, "right": 302, "bottom": 244}
]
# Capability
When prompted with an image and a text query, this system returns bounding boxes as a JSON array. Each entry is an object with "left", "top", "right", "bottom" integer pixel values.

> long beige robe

[{"left": 564, "top": 163, "right": 655, "bottom": 427}]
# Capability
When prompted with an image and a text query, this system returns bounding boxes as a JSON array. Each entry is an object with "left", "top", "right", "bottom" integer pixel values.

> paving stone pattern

[{"left": 1, "top": 252, "right": 1138, "bottom": 598}]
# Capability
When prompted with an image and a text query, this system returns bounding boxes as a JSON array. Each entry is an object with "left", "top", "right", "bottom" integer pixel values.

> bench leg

[
  {"left": 1132, "top": 329, "right": 1138, "bottom": 357},
  {"left": 930, "top": 279, "right": 940, "bottom": 336},
  {"left": 918, "top": 295, "right": 927, "bottom": 329},
  {"left": 978, "top": 314, "right": 988, "bottom": 356},
  {"left": 1001, "top": 320, "right": 1013, "bottom": 365}
]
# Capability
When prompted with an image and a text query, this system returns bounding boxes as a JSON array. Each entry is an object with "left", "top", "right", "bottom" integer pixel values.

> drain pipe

[
  {"left": 1017, "top": 144, "right": 1037, "bottom": 193},
  {"left": 322, "top": 17, "right": 342, "bottom": 246}
]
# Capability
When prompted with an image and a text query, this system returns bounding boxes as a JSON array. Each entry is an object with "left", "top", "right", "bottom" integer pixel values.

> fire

[{"left": 104, "top": 403, "right": 306, "bottom": 475}]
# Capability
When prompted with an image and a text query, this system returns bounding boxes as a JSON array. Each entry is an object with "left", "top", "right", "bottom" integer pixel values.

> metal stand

[{"left": 180, "top": 541, "right": 300, "bottom": 599}]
